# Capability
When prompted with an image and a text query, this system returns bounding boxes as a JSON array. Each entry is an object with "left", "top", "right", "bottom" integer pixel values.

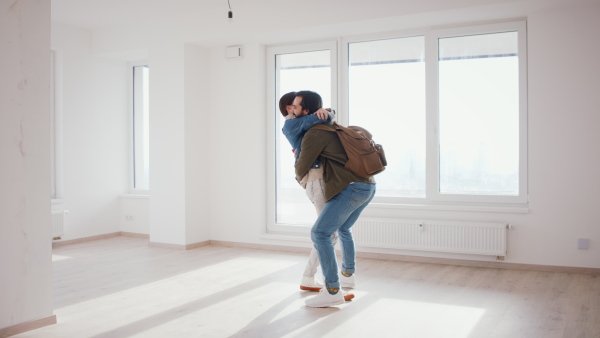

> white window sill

[
  {"left": 120, "top": 194, "right": 149, "bottom": 199},
  {"left": 368, "top": 202, "right": 530, "bottom": 214}
]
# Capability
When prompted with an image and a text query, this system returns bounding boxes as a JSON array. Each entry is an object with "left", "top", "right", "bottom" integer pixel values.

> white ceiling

[
  {"left": 51, "top": 0, "right": 522, "bottom": 31},
  {"left": 50, "top": 0, "right": 595, "bottom": 52},
  {"left": 51, "top": 0, "right": 225, "bottom": 30}
]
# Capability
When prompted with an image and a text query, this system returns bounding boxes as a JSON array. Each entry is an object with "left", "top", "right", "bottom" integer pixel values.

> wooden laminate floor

[{"left": 15, "top": 236, "right": 600, "bottom": 338}]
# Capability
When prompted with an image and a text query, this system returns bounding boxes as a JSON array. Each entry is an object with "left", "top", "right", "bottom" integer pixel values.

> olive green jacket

[{"left": 295, "top": 121, "right": 375, "bottom": 201}]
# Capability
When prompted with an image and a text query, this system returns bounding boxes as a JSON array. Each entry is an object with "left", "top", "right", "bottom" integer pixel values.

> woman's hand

[{"left": 314, "top": 108, "right": 330, "bottom": 120}]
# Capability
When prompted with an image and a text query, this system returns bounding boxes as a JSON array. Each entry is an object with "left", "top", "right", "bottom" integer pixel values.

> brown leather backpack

[{"left": 312, "top": 122, "right": 386, "bottom": 178}]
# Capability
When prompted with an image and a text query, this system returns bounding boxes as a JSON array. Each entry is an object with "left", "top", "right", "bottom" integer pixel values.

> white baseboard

[
  {"left": 52, "top": 232, "right": 121, "bottom": 247},
  {"left": 148, "top": 240, "right": 210, "bottom": 250}
]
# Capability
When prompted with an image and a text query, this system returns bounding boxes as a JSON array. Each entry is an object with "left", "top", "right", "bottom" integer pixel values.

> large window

[
  {"left": 132, "top": 65, "right": 150, "bottom": 192},
  {"left": 436, "top": 31, "right": 520, "bottom": 198},
  {"left": 427, "top": 22, "right": 527, "bottom": 204},
  {"left": 267, "top": 21, "right": 527, "bottom": 229},
  {"left": 348, "top": 36, "right": 426, "bottom": 198}
]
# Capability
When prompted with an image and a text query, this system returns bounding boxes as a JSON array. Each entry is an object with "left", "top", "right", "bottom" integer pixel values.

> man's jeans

[{"left": 311, "top": 181, "right": 376, "bottom": 290}]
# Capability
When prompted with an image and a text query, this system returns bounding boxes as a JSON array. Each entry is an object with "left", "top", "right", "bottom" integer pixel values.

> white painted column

[
  {"left": 149, "top": 42, "right": 211, "bottom": 246},
  {"left": 0, "top": 0, "right": 55, "bottom": 333},
  {"left": 184, "top": 44, "right": 211, "bottom": 245},
  {"left": 149, "top": 42, "right": 187, "bottom": 246}
]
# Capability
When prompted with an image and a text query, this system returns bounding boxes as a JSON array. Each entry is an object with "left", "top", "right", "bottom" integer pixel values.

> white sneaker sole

[
  {"left": 300, "top": 285, "right": 322, "bottom": 292},
  {"left": 300, "top": 286, "right": 355, "bottom": 301},
  {"left": 306, "top": 299, "right": 345, "bottom": 308}
]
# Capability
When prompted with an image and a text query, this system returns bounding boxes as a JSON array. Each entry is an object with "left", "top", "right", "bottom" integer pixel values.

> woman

[{"left": 278, "top": 92, "right": 353, "bottom": 300}]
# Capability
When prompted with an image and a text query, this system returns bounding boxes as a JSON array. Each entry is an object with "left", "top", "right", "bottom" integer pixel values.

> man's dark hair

[
  {"left": 295, "top": 90, "right": 323, "bottom": 115},
  {"left": 278, "top": 91, "right": 296, "bottom": 117}
]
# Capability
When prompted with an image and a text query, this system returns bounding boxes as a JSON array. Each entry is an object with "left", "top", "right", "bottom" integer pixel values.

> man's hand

[{"left": 314, "top": 108, "right": 330, "bottom": 120}]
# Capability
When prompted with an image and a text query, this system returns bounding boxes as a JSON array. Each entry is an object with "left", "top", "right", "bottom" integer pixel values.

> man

[
  {"left": 292, "top": 90, "right": 376, "bottom": 308},
  {"left": 278, "top": 92, "right": 345, "bottom": 294}
]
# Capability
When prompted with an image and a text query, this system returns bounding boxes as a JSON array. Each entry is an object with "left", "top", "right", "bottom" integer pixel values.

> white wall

[
  {"left": 119, "top": 195, "right": 149, "bottom": 234},
  {"left": 0, "top": 0, "right": 54, "bottom": 330},
  {"left": 57, "top": 1, "right": 600, "bottom": 269},
  {"left": 51, "top": 23, "right": 128, "bottom": 240},
  {"left": 523, "top": 5, "right": 600, "bottom": 267},
  {"left": 208, "top": 44, "right": 267, "bottom": 243},
  {"left": 206, "top": 4, "right": 600, "bottom": 268}
]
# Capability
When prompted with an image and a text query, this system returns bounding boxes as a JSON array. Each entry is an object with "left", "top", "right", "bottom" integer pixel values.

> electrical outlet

[
  {"left": 125, "top": 215, "right": 134, "bottom": 221},
  {"left": 578, "top": 238, "right": 589, "bottom": 250}
]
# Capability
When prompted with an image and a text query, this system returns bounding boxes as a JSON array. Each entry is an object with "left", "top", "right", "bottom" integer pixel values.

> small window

[
  {"left": 51, "top": 50, "right": 63, "bottom": 200},
  {"left": 132, "top": 65, "right": 150, "bottom": 191}
]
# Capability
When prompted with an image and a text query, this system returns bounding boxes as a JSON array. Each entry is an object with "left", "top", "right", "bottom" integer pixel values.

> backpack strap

[
  {"left": 311, "top": 124, "right": 337, "bottom": 132},
  {"left": 307, "top": 123, "right": 345, "bottom": 167}
]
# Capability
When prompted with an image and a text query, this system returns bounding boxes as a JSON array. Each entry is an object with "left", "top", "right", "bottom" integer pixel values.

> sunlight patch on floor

[
  {"left": 133, "top": 282, "right": 306, "bottom": 337},
  {"left": 294, "top": 296, "right": 486, "bottom": 338},
  {"left": 48, "top": 259, "right": 301, "bottom": 337}
]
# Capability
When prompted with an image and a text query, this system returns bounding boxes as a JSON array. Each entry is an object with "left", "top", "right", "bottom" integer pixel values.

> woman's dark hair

[
  {"left": 295, "top": 90, "right": 323, "bottom": 115},
  {"left": 278, "top": 92, "right": 297, "bottom": 117}
]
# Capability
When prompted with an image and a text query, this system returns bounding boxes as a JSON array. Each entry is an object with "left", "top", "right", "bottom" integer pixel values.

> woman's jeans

[{"left": 311, "top": 182, "right": 376, "bottom": 290}]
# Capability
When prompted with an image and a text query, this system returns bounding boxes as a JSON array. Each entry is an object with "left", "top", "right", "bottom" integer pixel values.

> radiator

[
  {"left": 353, "top": 218, "right": 507, "bottom": 258},
  {"left": 51, "top": 210, "right": 68, "bottom": 240}
]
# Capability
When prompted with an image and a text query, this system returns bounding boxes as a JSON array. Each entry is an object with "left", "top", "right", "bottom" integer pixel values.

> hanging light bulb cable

[{"left": 228, "top": 0, "right": 233, "bottom": 19}]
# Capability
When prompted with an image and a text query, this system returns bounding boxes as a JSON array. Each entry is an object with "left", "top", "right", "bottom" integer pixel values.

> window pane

[
  {"left": 348, "top": 37, "right": 426, "bottom": 197},
  {"left": 133, "top": 66, "right": 150, "bottom": 190},
  {"left": 276, "top": 50, "right": 331, "bottom": 225},
  {"left": 50, "top": 51, "right": 56, "bottom": 198},
  {"left": 438, "top": 32, "right": 519, "bottom": 195}
]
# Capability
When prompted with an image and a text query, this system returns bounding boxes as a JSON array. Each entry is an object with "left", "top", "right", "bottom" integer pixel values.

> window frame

[
  {"left": 266, "top": 20, "right": 528, "bottom": 231},
  {"left": 266, "top": 41, "right": 338, "bottom": 234},
  {"left": 341, "top": 21, "right": 528, "bottom": 206},
  {"left": 342, "top": 30, "right": 428, "bottom": 204},
  {"left": 128, "top": 61, "right": 150, "bottom": 194},
  {"left": 51, "top": 49, "right": 64, "bottom": 203},
  {"left": 425, "top": 21, "right": 528, "bottom": 204}
]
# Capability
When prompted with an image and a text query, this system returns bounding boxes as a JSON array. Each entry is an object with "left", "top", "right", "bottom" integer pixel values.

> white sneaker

[
  {"left": 342, "top": 290, "right": 355, "bottom": 301},
  {"left": 341, "top": 274, "right": 355, "bottom": 288},
  {"left": 300, "top": 276, "right": 354, "bottom": 301},
  {"left": 300, "top": 275, "right": 323, "bottom": 292},
  {"left": 305, "top": 288, "right": 345, "bottom": 308}
]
